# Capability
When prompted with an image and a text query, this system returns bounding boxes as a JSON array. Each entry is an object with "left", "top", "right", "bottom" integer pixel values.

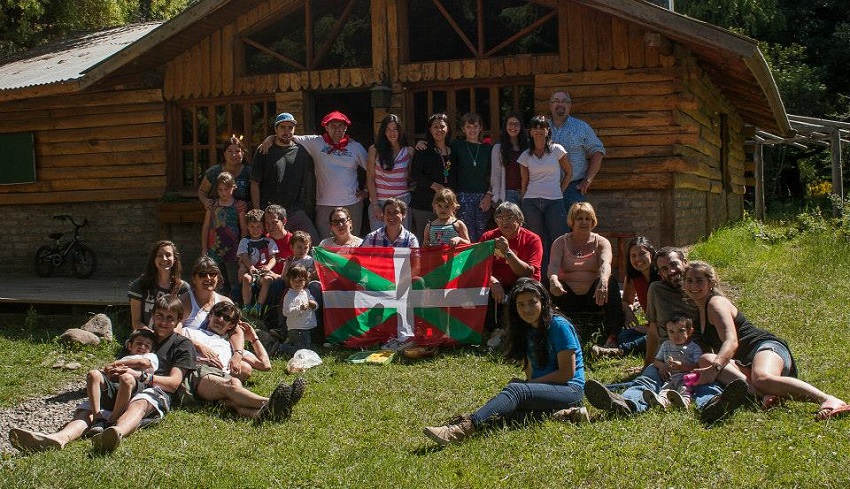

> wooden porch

[{"left": 0, "top": 275, "right": 133, "bottom": 309}]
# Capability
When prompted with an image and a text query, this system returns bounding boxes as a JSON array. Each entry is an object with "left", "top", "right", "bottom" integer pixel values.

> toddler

[
  {"left": 423, "top": 188, "right": 470, "bottom": 246},
  {"left": 279, "top": 265, "right": 318, "bottom": 356},
  {"left": 644, "top": 313, "right": 702, "bottom": 409},
  {"left": 238, "top": 208, "right": 278, "bottom": 317},
  {"left": 283, "top": 231, "right": 318, "bottom": 280}
]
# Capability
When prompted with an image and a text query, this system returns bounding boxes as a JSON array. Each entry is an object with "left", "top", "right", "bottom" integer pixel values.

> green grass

[{"left": 2, "top": 220, "right": 850, "bottom": 487}]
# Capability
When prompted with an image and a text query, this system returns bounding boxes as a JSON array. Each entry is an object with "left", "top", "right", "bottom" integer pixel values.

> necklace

[
  {"left": 465, "top": 141, "right": 481, "bottom": 167},
  {"left": 437, "top": 147, "right": 451, "bottom": 183}
]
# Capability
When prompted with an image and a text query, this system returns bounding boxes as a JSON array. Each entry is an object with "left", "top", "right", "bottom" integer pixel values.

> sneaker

[
  {"left": 584, "top": 379, "right": 632, "bottom": 416},
  {"left": 665, "top": 389, "right": 691, "bottom": 409},
  {"left": 551, "top": 406, "right": 590, "bottom": 424},
  {"left": 8, "top": 428, "right": 64, "bottom": 453},
  {"left": 643, "top": 389, "right": 670, "bottom": 411},
  {"left": 267, "top": 380, "right": 293, "bottom": 422},
  {"left": 700, "top": 379, "right": 748, "bottom": 424},
  {"left": 382, "top": 336, "right": 415, "bottom": 352},
  {"left": 90, "top": 426, "right": 122, "bottom": 454},
  {"left": 289, "top": 377, "right": 307, "bottom": 409},
  {"left": 84, "top": 419, "right": 110, "bottom": 438},
  {"left": 591, "top": 345, "right": 624, "bottom": 359},
  {"left": 423, "top": 415, "right": 475, "bottom": 446},
  {"left": 241, "top": 305, "right": 254, "bottom": 318},
  {"left": 486, "top": 328, "right": 505, "bottom": 349}
]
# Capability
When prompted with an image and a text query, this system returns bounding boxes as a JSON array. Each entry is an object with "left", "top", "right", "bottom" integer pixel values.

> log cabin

[{"left": 0, "top": 0, "right": 791, "bottom": 276}]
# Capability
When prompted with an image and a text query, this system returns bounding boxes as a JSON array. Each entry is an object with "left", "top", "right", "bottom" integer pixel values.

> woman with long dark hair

[
  {"left": 366, "top": 114, "right": 413, "bottom": 231},
  {"left": 128, "top": 240, "right": 188, "bottom": 331},
  {"left": 410, "top": 113, "right": 456, "bottom": 240},
  {"left": 487, "top": 111, "right": 528, "bottom": 207},
  {"left": 519, "top": 115, "right": 572, "bottom": 273},
  {"left": 423, "top": 278, "right": 586, "bottom": 445}
]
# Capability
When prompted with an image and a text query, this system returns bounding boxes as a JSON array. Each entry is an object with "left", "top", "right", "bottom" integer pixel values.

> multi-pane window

[
  {"left": 176, "top": 98, "right": 275, "bottom": 190},
  {"left": 409, "top": 81, "right": 535, "bottom": 141}
]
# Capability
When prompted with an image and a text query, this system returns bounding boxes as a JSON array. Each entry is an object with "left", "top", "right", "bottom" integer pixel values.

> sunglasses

[
  {"left": 196, "top": 271, "right": 217, "bottom": 278},
  {"left": 213, "top": 312, "right": 238, "bottom": 324},
  {"left": 330, "top": 218, "right": 350, "bottom": 226}
]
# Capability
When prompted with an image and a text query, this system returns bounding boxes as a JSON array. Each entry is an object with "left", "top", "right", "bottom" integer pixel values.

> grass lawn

[{"left": 2, "top": 220, "right": 850, "bottom": 488}]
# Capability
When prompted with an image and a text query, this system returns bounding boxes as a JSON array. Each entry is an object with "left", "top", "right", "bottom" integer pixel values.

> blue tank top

[{"left": 428, "top": 219, "right": 460, "bottom": 245}]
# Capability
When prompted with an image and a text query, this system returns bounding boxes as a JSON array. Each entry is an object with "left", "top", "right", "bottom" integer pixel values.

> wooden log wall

[{"left": 0, "top": 89, "right": 166, "bottom": 205}]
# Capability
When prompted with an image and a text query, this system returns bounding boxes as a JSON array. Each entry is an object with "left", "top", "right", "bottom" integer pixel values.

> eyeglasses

[
  {"left": 506, "top": 121, "right": 521, "bottom": 127},
  {"left": 494, "top": 215, "right": 518, "bottom": 223},
  {"left": 330, "top": 218, "right": 350, "bottom": 226},
  {"left": 196, "top": 271, "right": 217, "bottom": 278},
  {"left": 550, "top": 98, "right": 571, "bottom": 104},
  {"left": 213, "top": 312, "right": 238, "bottom": 324}
]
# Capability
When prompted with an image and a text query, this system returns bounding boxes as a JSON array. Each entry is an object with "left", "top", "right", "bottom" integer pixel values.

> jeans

[
  {"left": 458, "top": 192, "right": 490, "bottom": 242},
  {"left": 368, "top": 193, "right": 412, "bottom": 232},
  {"left": 562, "top": 180, "right": 586, "bottom": 222},
  {"left": 621, "top": 365, "right": 723, "bottom": 413},
  {"left": 285, "top": 209, "right": 320, "bottom": 246},
  {"left": 471, "top": 381, "right": 584, "bottom": 427},
  {"left": 618, "top": 328, "right": 646, "bottom": 355},
  {"left": 504, "top": 189, "right": 522, "bottom": 206},
  {"left": 521, "top": 197, "right": 568, "bottom": 274}
]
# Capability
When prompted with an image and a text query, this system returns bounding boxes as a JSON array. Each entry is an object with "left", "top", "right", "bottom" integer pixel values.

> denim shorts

[{"left": 739, "top": 340, "right": 794, "bottom": 376}]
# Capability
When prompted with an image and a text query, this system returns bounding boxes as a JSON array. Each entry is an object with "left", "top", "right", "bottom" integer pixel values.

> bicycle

[{"left": 34, "top": 215, "right": 98, "bottom": 278}]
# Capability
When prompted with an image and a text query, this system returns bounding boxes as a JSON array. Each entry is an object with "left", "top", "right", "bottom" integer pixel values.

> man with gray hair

[
  {"left": 479, "top": 202, "right": 543, "bottom": 347},
  {"left": 548, "top": 91, "right": 605, "bottom": 213}
]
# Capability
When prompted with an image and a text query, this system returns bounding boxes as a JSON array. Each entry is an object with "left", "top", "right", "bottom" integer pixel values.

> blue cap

[{"left": 274, "top": 112, "right": 297, "bottom": 126}]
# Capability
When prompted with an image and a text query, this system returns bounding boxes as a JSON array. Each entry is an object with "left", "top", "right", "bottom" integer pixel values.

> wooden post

[
  {"left": 831, "top": 129, "right": 843, "bottom": 216},
  {"left": 754, "top": 140, "right": 765, "bottom": 220}
]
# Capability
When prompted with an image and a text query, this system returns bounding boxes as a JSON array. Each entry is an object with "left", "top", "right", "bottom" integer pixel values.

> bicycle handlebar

[{"left": 53, "top": 215, "right": 87, "bottom": 228}]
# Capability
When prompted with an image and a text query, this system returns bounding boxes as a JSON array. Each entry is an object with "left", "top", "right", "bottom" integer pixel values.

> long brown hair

[{"left": 139, "top": 240, "right": 183, "bottom": 296}]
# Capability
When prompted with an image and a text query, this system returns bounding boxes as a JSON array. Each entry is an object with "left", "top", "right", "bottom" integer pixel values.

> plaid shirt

[
  {"left": 548, "top": 116, "right": 605, "bottom": 181},
  {"left": 361, "top": 226, "right": 419, "bottom": 248}
]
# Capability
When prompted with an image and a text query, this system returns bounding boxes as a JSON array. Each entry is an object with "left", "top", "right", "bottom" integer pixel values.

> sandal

[{"left": 815, "top": 403, "right": 850, "bottom": 421}]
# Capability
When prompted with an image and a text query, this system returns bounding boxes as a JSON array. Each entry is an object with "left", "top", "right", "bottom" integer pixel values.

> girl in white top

[
  {"left": 367, "top": 114, "right": 413, "bottom": 231},
  {"left": 487, "top": 112, "right": 528, "bottom": 207}
]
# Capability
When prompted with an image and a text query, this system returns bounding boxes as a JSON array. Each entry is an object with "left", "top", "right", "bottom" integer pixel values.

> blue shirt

[
  {"left": 361, "top": 226, "right": 420, "bottom": 248},
  {"left": 527, "top": 315, "right": 585, "bottom": 387},
  {"left": 548, "top": 116, "right": 605, "bottom": 181}
]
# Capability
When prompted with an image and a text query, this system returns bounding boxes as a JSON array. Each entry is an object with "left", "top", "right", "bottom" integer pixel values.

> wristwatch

[{"left": 713, "top": 362, "right": 724, "bottom": 372}]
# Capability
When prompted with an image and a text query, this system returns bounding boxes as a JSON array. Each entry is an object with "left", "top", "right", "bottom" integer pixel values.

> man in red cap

[{"left": 260, "top": 110, "right": 368, "bottom": 238}]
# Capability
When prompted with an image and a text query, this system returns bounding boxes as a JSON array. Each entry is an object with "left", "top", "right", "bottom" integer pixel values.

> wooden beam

[
  {"left": 431, "top": 0, "right": 478, "bottom": 58},
  {"left": 484, "top": 11, "right": 557, "bottom": 57},
  {"left": 312, "top": 0, "right": 359, "bottom": 69},
  {"left": 753, "top": 139, "right": 765, "bottom": 220},
  {"left": 831, "top": 129, "right": 844, "bottom": 216},
  {"left": 240, "top": 37, "right": 306, "bottom": 71}
]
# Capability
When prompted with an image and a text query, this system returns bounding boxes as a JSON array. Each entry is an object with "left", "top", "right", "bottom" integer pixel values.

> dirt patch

[{"left": 0, "top": 381, "right": 86, "bottom": 454}]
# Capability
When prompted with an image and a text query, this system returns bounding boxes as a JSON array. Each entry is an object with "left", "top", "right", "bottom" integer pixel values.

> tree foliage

[{"left": 0, "top": 0, "right": 191, "bottom": 61}]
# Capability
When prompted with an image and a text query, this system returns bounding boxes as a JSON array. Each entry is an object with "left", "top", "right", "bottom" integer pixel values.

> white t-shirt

[
  {"left": 295, "top": 134, "right": 367, "bottom": 206},
  {"left": 183, "top": 328, "right": 234, "bottom": 374},
  {"left": 120, "top": 352, "right": 159, "bottom": 373},
  {"left": 281, "top": 288, "right": 318, "bottom": 330},
  {"left": 517, "top": 143, "right": 568, "bottom": 200}
]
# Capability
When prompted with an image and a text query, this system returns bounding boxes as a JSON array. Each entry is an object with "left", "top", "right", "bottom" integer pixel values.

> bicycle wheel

[
  {"left": 71, "top": 244, "right": 97, "bottom": 278},
  {"left": 34, "top": 245, "right": 55, "bottom": 277}
]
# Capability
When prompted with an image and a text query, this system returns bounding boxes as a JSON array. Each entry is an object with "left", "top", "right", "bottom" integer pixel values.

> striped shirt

[{"left": 375, "top": 147, "right": 411, "bottom": 200}]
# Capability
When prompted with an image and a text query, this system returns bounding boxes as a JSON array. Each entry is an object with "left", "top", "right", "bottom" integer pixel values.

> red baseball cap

[{"left": 321, "top": 110, "right": 352, "bottom": 127}]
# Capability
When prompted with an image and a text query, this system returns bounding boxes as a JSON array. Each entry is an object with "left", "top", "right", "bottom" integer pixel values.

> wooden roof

[{"left": 0, "top": 0, "right": 790, "bottom": 135}]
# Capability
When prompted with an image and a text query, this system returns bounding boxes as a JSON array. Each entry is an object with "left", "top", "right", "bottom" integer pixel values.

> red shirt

[
  {"left": 479, "top": 226, "right": 542, "bottom": 287},
  {"left": 269, "top": 232, "right": 294, "bottom": 274}
]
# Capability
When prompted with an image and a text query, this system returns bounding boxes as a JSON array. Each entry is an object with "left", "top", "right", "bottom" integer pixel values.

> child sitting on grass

[
  {"left": 643, "top": 313, "right": 702, "bottom": 409},
  {"left": 85, "top": 329, "right": 159, "bottom": 435},
  {"left": 238, "top": 208, "right": 278, "bottom": 317}
]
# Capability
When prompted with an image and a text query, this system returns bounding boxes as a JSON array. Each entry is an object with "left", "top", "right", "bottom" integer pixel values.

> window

[
  {"left": 409, "top": 81, "right": 534, "bottom": 141},
  {"left": 0, "top": 132, "right": 35, "bottom": 185},
  {"left": 244, "top": 0, "right": 372, "bottom": 75},
  {"left": 175, "top": 98, "right": 275, "bottom": 191},
  {"left": 406, "top": 0, "right": 557, "bottom": 62}
]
